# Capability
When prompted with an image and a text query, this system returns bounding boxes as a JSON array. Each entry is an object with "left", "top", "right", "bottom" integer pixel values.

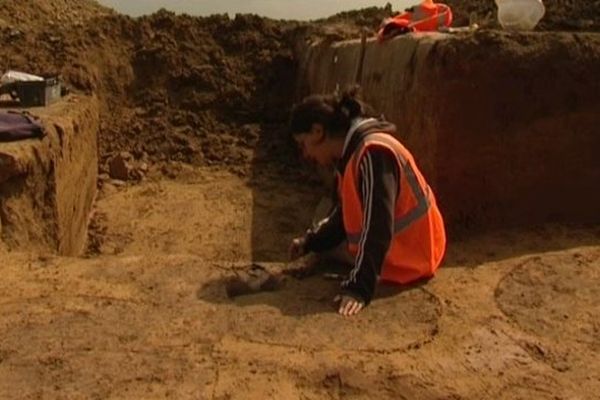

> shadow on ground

[
  {"left": 196, "top": 259, "right": 432, "bottom": 319},
  {"left": 195, "top": 264, "right": 440, "bottom": 352}
]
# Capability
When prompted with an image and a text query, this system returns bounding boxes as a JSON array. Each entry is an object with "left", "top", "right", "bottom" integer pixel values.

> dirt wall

[
  {"left": 0, "top": 96, "right": 99, "bottom": 255},
  {"left": 299, "top": 31, "right": 600, "bottom": 232}
]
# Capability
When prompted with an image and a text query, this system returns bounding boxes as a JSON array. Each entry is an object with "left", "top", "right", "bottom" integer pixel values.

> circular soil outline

[
  {"left": 495, "top": 254, "right": 600, "bottom": 352},
  {"left": 218, "top": 277, "right": 442, "bottom": 353}
]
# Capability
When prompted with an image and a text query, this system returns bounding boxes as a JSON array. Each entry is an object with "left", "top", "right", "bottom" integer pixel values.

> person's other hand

[
  {"left": 334, "top": 294, "right": 365, "bottom": 317},
  {"left": 289, "top": 236, "right": 307, "bottom": 261}
]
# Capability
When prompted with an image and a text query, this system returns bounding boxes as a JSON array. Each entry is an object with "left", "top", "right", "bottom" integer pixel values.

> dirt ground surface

[
  {"left": 87, "top": 168, "right": 322, "bottom": 262},
  {"left": 1, "top": 167, "right": 598, "bottom": 399},
  {"left": 1, "top": 196, "right": 599, "bottom": 398},
  {"left": 1, "top": 0, "right": 600, "bottom": 398}
]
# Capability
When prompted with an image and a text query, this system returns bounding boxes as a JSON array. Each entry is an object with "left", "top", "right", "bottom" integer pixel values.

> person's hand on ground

[
  {"left": 334, "top": 294, "right": 365, "bottom": 317},
  {"left": 289, "top": 236, "right": 307, "bottom": 261}
]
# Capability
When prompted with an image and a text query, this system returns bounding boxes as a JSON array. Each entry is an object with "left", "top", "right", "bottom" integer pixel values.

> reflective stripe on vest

[
  {"left": 436, "top": 5, "right": 451, "bottom": 27},
  {"left": 346, "top": 134, "right": 431, "bottom": 246},
  {"left": 411, "top": 4, "right": 450, "bottom": 30}
]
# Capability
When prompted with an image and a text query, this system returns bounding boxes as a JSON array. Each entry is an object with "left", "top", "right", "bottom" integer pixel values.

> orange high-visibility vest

[
  {"left": 337, "top": 132, "right": 446, "bottom": 284},
  {"left": 410, "top": 2, "right": 452, "bottom": 32},
  {"left": 378, "top": 2, "right": 452, "bottom": 41}
]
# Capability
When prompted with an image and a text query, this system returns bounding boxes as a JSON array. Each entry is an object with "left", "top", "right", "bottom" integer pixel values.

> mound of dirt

[
  {"left": 446, "top": 0, "right": 600, "bottom": 31},
  {"left": 1, "top": 3, "right": 290, "bottom": 177},
  {"left": 1, "top": 0, "right": 599, "bottom": 181},
  {"left": 0, "top": 0, "right": 112, "bottom": 26},
  {"left": 0, "top": 1, "right": 379, "bottom": 179}
]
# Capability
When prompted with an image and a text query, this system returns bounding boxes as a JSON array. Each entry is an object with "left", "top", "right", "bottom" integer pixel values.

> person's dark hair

[{"left": 290, "top": 86, "right": 375, "bottom": 137}]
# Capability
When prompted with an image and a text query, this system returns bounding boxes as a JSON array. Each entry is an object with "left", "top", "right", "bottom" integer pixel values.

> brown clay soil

[
  {"left": 1, "top": 184, "right": 600, "bottom": 398},
  {"left": 0, "top": 165, "right": 598, "bottom": 399},
  {"left": 2, "top": 0, "right": 598, "bottom": 176},
  {"left": 1, "top": 0, "right": 600, "bottom": 398}
]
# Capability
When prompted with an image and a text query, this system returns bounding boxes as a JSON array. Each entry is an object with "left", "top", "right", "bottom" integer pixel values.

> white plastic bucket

[{"left": 495, "top": 0, "right": 545, "bottom": 30}]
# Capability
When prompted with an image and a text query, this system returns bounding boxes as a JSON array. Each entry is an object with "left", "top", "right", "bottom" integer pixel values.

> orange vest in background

[
  {"left": 378, "top": 1, "right": 453, "bottom": 41},
  {"left": 410, "top": 2, "right": 452, "bottom": 32},
  {"left": 337, "top": 132, "right": 446, "bottom": 284}
]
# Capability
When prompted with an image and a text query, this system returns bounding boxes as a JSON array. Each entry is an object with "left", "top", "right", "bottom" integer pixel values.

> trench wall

[
  {"left": 0, "top": 96, "right": 99, "bottom": 255},
  {"left": 298, "top": 31, "right": 600, "bottom": 231}
]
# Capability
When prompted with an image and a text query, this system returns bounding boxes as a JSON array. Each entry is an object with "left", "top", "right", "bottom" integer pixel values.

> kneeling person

[{"left": 289, "top": 88, "right": 446, "bottom": 316}]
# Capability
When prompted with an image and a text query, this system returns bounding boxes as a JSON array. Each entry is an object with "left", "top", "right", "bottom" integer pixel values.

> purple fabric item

[{"left": 0, "top": 112, "right": 44, "bottom": 142}]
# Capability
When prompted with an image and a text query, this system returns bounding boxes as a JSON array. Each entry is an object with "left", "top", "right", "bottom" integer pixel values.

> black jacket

[{"left": 305, "top": 119, "right": 400, "bottom": 304}]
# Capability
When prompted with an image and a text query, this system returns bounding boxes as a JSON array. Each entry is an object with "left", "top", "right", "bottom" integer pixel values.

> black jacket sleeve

[
  {"left": 303, "top": 204, "right": 346, "bottom": 253},
  {"left": 341, "top": 148, "right": 399, "bottom": 305}
]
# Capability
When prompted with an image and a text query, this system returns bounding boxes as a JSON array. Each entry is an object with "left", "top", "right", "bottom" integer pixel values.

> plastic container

[
  {"left": 495, "top": 0, "right": 545, "bottom": 30},
  {"left": 0, "top": 70, "right": 44, "bottom": 84},
  {"left": 1, "top": 76, "right": 62, "bottom": 107},
  {"left": 13, "top": 76, "right": 62, "bottom": 107}
]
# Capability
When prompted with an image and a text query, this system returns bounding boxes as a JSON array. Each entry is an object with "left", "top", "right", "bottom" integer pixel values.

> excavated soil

[
  {"left": 496, "top": 252, "right": 600, "bottom": 367},
  {"left": 2, "top": 166, "right": 595, "bottom": 399},
  {"left": 1, "top": 0, "right": 600, "bottom": 398},
  {"left": 2, "top": 0, "right": 598, "bottom": 176},
  {"left": 0, "top": 0, "right": 388, "bottom": 176},
  {"left": 1, "top": 229, "right": 599, "bottom": 399},
  {"left": 87, "top": 168, "right": 323, "bottom": 261}
]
